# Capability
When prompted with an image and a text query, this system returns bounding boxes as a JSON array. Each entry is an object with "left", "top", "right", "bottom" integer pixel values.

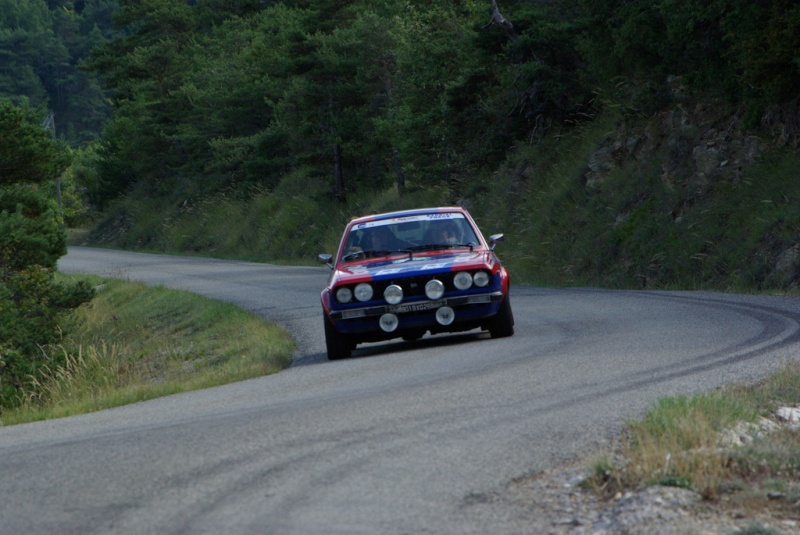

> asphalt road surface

[{"left": 2, "top": 247, "right": 799, "bottom": 534}]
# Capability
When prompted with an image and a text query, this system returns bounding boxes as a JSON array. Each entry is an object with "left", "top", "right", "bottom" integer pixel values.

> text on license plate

[{"left": 389, "top": 300, "right": 443, "bottom": 314}]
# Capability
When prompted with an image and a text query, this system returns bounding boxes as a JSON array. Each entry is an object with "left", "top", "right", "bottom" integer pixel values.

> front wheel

[
  {"left": 324, "top": 318, "right": 352, "bottom": 360},
  {"left": 488, "top": 294, "right": 515, "bottom": 338}
]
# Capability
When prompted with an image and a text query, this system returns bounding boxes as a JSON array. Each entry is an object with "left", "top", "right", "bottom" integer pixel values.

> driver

[
  {"left": 428, "top": 221, "right": 459, "bottom": 245},
  {"left": 368, "top": 226, "right": 393, "bottom": 250},
  {"left": 343, "top": 225, "right": 395, "bottom": 259}
]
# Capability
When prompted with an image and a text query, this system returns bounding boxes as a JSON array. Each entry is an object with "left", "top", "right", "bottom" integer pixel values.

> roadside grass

[
  {"left": 584, "top": 360, "right": 800, "bottom": 520},
  {"left": 0, "top": 275, "right": 295, "bottom": 426}
]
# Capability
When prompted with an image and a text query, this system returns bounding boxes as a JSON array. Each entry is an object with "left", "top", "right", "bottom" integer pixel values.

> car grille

[{"left": 374, "top": 273, "right": 457, "bottom": 298}]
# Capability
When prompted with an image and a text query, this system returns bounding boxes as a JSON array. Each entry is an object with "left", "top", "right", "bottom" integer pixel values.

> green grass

[
  {"left": 0, "top": 275, "right": 295, "bottom": 426},
  {"left": 584, "top": 360, "right": 800, "bottom": 521}
]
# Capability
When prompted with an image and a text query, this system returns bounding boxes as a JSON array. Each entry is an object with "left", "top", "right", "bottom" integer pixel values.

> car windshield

[{"left": 341, "top": 213, "right": 480, "bottom": 261}]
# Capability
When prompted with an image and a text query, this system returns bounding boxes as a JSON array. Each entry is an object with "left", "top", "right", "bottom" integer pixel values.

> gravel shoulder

[{"left": 500, "top": 446, "right": 800, "bottom": 535}]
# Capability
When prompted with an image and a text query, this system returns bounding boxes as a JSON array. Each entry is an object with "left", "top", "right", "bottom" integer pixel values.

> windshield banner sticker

[{"left": 355, "top": 212, "right": 465, "bottom": 230}]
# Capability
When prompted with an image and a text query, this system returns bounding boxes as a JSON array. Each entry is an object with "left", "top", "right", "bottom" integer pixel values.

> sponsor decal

[
  {"left": 419, "top": 263, "right": 450, "bottom": 270},
  {"left": 374, "top": 268, "right": 404, "bottom": 276},
  {"left": 343, "top": 253, "right": 485, "bottom": 278},
  {"left": 425, "top": 213, "right": 459, "bottom": 220},
  {"left": 373, "top": 262, "right": 453, "bottom": 276}
]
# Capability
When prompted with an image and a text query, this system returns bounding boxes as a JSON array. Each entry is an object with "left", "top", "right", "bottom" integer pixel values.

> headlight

[
  {"left": 425, "top": 279, "right": 445, "bottom": 300},
  {"left": 435, "top": 306, "right": 455, "bottom": 325},
  {"left": 354, "top": 282, "right": 374, "bottom": 302},
  {"left": 453, "top": 271, "right": 473, "bottom": 290},
  {"left": 336, "top": 287, "right": 353, "bottom": 303},
  {"left": 473, "top": 271, "right": 490, "bottom": 287},
  {"left": 384, "top": 284, "right": 403, "bottom": 305},
  {"left": 379, "top": 313, "right": 399, "bottom": 332}
]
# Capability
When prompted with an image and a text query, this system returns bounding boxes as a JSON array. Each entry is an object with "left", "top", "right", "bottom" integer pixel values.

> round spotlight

[
  {"left": 384, "top": 284, "right": 403, "bottom": 305},
  {"left": 379, "top": 313, "right": 399, "bottom": 332},
  {"left": 425, "top": 279, "right": 445, "bottom": 300},
  {"left": 453, "top": 271, "right": 473, "bottom": 290},
  {"left": 473, "top": 271, "right": 490, "bottom": 287},
  {"left": 435, "top": 306, "right": 455, "bottom": 325},
  {"left": 336, "top": 287, "right": 353, "bottom": 303},
  {"left": 354, "top": 283, "right": 374, "bottom": 302}
]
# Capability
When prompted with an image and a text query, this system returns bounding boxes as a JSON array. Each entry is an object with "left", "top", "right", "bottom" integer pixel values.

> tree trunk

[
  {"left": 43, "top": 111, "right": 63, "bottom": 219},
  {"left": 482, "top": 0, "right": 517, "bottom": 40},
  {"left": 393, "top": 148, "right": 405, "bottom": 197},
  {"left": 333, "top": 142, "right": 346, "bottom": 203}
]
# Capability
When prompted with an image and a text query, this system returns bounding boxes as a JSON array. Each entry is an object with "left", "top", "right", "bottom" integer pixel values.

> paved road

[{"left": 2, "top": 247, "right": 799, "bottom": 534}]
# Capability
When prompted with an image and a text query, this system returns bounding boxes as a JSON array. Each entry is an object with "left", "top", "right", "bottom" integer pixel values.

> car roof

[{"left": 348, "top": 206, "right": 468, "bottom": 226}]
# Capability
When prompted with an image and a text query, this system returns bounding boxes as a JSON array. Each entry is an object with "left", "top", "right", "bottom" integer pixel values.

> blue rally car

[{"left": 318, "top": 207, "right": 514, "bottom": 360}]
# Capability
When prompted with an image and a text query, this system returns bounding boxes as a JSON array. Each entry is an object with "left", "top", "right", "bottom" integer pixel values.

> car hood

[{"left": 335, "top": 250, "right": 495, "bottom": 281}]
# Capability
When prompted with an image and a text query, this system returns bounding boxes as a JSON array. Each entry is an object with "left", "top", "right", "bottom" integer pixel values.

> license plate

[{"left": 390, "top": 300, "right": 443, "bottom": 314}]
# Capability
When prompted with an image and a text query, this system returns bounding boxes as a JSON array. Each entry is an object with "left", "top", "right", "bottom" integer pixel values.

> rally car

[{"left": 318, "top": 207, "right": 514, "bottom": 360}]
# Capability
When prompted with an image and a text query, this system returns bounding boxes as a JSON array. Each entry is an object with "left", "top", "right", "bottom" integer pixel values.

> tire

[
  {"left": 488, "top": 294, "right": 515, "bottom": 338},
  {"left": 402, "top": 330, "right": 425, "bottom": 342},
  {"left": 324, "top": 318, "right": 352, "bottom": 360}
]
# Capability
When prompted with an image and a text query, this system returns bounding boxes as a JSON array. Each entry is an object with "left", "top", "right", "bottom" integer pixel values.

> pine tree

[{"left": 0, "top": 99, "right": 94, "bottom": 407}]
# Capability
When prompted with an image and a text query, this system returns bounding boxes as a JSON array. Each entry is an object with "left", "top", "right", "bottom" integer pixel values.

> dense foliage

[
  {"left": 76, "top": 0, "right": 797, "bottom": 212},
  {"left": 0, "top": 99, "right": 94, "bottom": 407},
  {"left": 4, "top": 1, "right": 797, "bottom": 209},
  {"left": 0, "top": 0, "right": 122, "bottom": 145}
]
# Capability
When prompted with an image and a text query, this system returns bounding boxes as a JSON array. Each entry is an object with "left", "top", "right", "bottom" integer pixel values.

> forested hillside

[
  {"left": 3, "top": 0, "right": 800, "bottom": 290},
  {"left": 0, "top": 0, "right": 122, "bottom": 145},
  {"left": 80, "top": 0, "right": 800, "bottom": 206}
]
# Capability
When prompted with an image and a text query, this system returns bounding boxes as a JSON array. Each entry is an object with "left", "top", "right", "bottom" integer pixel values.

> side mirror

[
  {"left": 318, "top": 253, "right": 334, "bottom": 269},
  {"left": 488, "top": 234, "right": 504, "bottom": 251}
]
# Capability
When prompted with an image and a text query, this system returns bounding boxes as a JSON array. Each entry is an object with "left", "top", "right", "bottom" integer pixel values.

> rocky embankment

[{"left": 505, "top": 406, "right": 800, "bottom": 534}]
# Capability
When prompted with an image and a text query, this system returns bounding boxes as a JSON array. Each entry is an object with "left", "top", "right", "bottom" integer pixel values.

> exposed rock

[
  {"left": 692, "top": 142, "right": 720, "bottom": 182},
  {"left": 584, "top": 98, "right": 765, "bottom": 191},
  {"left": 775, "top": 406, "right": 800, "bottom": 430},
  {"left": 718, "top": 416, "right": 781, "bottom": 449},
  {"left": 592, "top": 486, "right": 709, "bottom": 534},
  {"left": 504, "top": 462, "right": 763, "bottom": 534},
  {"left": 776, "top": 245, "right": 800, "bottom": 275},
  {"left": 575, "top": 84, "right": 800, "bottom": 286}
]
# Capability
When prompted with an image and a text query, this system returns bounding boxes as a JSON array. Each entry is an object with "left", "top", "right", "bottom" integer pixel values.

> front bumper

[{"left": 328, "top": 290, "right": 505, "bottom": 335}]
